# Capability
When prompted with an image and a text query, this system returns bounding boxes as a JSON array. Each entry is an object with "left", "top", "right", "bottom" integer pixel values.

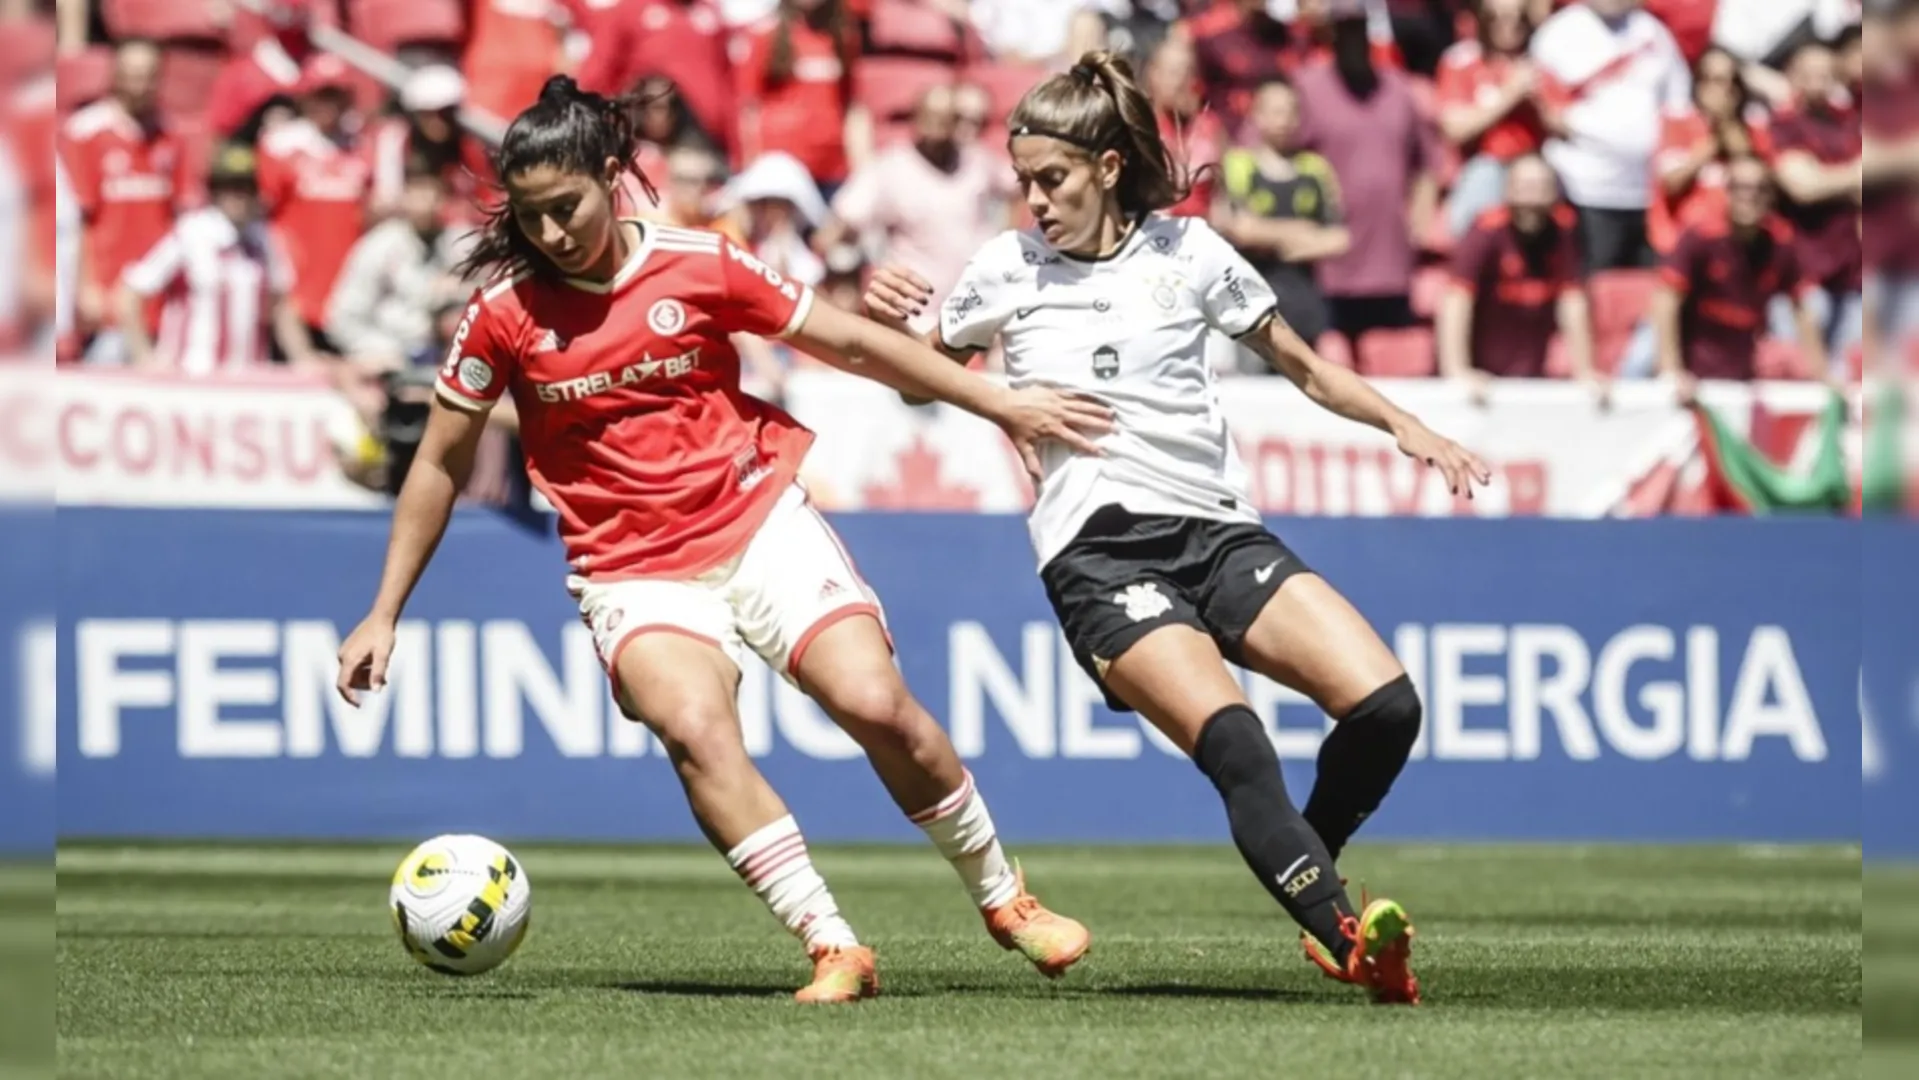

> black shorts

[{"left": 1040, "top": 505, "right": 1311, "bottom": 713}]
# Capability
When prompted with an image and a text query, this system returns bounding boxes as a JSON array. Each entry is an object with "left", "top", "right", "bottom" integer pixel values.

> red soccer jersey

[
  {"left": 59, "top": 99, "right": 184, "bottom": 301},
  {"left": 735, "top": 16, "right": 854, "bottom": 184},
  {"left": 1448, "top": 206, "right": 1584, "bottom": 377},
  {"left": 1648, "top": 108, "right": 1775, "bottom": 255},
  {"left": 257, "top": 118, "right": 371, "bottom": 328},
  {"left": 1768, "top": 101, "right": 1863, "bottom": 291},
  {"left": 1660, "top": 220, "right": 1812, "bottom": 381},
  {"left": 1434, "top": 40, "right": 1546, "bottom": 163},
  {"left": 436, "top": 223, "right": 819, "bottom": 579}
]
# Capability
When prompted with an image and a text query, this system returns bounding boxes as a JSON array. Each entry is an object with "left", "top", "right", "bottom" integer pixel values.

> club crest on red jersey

[{"left": 648, "top": 299, "right": 688, "bottom": 336}]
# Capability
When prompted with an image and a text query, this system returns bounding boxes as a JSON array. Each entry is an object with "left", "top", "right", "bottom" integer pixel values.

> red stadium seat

[
  {"left": 55, "top": 49, "right": 115, "bottom": 115},
  {"left": 867, "top": 0, "right": 968, "bottom": 60},
  {"left": 854, "top": 57, "right": 958, "bottom": 125},
  {"left": 1587, "top": 269, "right": 1660, "bottom": 372},
  {"left": 1315, "top": 330, "right": 1356, "bottom": 370},
  {"left": 344, "top": 0, "right": 466, "bottom": 54},
  {"left": 1355, "top": 327, "right": 1437, "bottom": 377},
  {"left": 102, "top": 0, "right": 226, "bottom": 42},
  {"left": 966, "top": 62, "right": 1048, "bottom": 127}
]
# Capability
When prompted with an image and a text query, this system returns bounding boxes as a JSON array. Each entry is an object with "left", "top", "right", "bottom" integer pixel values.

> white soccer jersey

[{"left": 940, "top": 214, "right": 1278, "bottom": 567}]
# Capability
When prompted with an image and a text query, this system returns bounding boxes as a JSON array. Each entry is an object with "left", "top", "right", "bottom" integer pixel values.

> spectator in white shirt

[
  {"left": 325, "top": 163, "right": 475, "bottom": 368},
  {"left": 1530, "top": 0, "right": 1692, "bottom": 271}
]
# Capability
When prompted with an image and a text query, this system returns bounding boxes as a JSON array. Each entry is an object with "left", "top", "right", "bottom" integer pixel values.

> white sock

[
  {"left": 725, "top": 815, "right": 859, "bottom": 950},
  {"left": 911, "top": 770, "right": 1020, "bottom": 910}
]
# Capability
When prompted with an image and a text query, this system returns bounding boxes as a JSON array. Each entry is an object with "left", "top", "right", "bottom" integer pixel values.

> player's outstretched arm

[
  {"left": 1247, "top": 311, "right": 1492, "bottom": 498},
  {"left": 336, "top": 401, "right": 488, "bottom": 705},
  {"left": 791, "top": 298, "right": 1113, "bottom": 480},
  {"left": 860, "top": 264, "right": 971, "bottom": 406}
]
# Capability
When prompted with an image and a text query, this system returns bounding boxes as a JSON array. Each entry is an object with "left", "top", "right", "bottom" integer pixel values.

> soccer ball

[{"left": 389, "top": 834, "right": 532, "bottom": 976}]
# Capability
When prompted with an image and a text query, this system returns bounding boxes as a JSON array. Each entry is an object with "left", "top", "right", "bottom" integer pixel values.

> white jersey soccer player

[{"left": 868, "top": 49, "right": 1492, "bottom": 1006}]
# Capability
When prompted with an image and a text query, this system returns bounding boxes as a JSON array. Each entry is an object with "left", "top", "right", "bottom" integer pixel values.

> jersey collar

[
  {"left": 1054, "top": 214, "right": 1150, "bottom": 265},
  {"left": 562, "top": 219, "right": 657, "bottom": 294}
]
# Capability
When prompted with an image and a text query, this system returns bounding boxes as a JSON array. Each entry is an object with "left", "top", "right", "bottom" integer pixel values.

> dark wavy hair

[
  {"left": 1008, "top": 51, "right": 1195, "bottom": 217},
  {"left": 456, "top": 76, "right": 660, "bottom": 283}
]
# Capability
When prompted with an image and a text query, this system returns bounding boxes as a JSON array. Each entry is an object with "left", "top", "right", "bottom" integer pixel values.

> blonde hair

[{"left": 1007, "top": 50, "right": 1193, "bottom": 216}]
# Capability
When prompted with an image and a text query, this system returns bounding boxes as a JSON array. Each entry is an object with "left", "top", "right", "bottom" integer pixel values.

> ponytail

[
  {"left": 457, "top": 76, "right": 661, "bottom": 282},
  {"left": 1008, "top": 51, "right": 1194, "bottom": 217}
]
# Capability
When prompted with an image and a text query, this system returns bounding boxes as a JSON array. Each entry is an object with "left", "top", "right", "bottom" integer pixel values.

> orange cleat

[
  {"left": 983, "top": 863, "right": 1092, "bottom": 979},
  {"left": 794, "top": 944, "right": 879, "bottom": 1004},
  {"left": 1301, "top": 897, "right": 1420, "bottom": 1005}
]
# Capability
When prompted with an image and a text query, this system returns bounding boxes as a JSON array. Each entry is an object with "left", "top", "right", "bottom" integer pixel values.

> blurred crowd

[{"left": 3, "top": 0, "right": 1908, "bottom": 494}]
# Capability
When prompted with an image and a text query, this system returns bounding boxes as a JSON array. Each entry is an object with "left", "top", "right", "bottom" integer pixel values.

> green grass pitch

[{"left": 56, "top": 843, "right": 1859, "bottom": 1079}]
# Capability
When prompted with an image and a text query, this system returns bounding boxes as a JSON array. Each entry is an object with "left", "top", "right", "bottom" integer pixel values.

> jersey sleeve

[
  {"left": 1659, "top": 230, "right": 1701, "bottom": 295},
  {"left": 1189, "top": 220, "right": 1279, "bottom": 338},
  {"left": 119, "top": 230, "right": 184, "bottom": 297},
  {"left": 56, "top": 132, "right": 101, "bottom": 219},
  {"left": 436, "top": 290, "right": 521, "bottom": 413},
  {"left": 938, "top": 240, "right": 1016, "bottom": 352},
  {"left": 1447, "top": 224, "right": 1497, "bottom": 294},
  {"left": 715, "top": 238, "right": 815, "bottom": 339}
]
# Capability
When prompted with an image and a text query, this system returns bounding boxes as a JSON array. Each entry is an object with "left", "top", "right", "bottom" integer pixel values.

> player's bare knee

[
  {"left": 818, "top": 676, "right": 918, "bottom": 743},
  {"left": 651, "top": 704, "right": 750, "bottom": 777}
]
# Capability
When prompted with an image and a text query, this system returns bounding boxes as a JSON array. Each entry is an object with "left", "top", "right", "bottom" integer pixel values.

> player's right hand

[
  {"left": 336, "top": 617, "right": 397, "bottom": 706},
  {"left": 865, "top": 265, "right": 934, "bottom": 328}
]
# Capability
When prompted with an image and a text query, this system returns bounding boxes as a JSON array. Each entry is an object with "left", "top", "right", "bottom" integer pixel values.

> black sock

[
  {"left": 1303, "top": 675, "right": 1422, "bottom": 862},
  {"left": 1193, "top": 704, "right": 1356, "bottom": 963}
]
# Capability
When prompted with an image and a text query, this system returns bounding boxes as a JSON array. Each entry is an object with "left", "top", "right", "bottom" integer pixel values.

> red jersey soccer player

[{"left": 335, "top": 78, "right": 1106, "bottom": 1004}]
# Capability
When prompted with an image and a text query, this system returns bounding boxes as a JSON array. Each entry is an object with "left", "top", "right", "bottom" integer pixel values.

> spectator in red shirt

[
  {"left": 1438, "top": 154, "right": 1602, "bottom": 401},
  {"left": 1767, "top": 40, "right": 1864, "bottom": 369},
  {"left": 367, "top": 66, "right": 496, "bottom": 224},
  {"left": 1437, "top": 0, "right": 1551, "bottom": 237},
  {"left": 205, "top": 0, "right": 320, "bottom": 143},
  {"left": 735, "top": 0, "right": 869, "bottom": 193},
  {"left": 58, "top": 38, "right": 183, "bottom": 340},
  {"left": 462, "top": 0, "right": 566, "bottom": 127},
  {"left": 256, "top": 54, "right": 372, "bottom": 350},
  {"left": 1861, "top": 0, "right": 1919, "bottom": 349},
  {"left": 576, "top": 0, "right": 736, "bottom": 156},
  {"left": 1187, "top": 0, "right": 1401, "bottom": 135},
  {"left": 1293, "top": 12, "right": 1443, "bottom": 343},
  {"left": 1653, "top": 155, "right": 1826, "bottom": 399},
  {"left": 1648, "top": 46, "right": 1774, "bottom": 257},
  {"left": 1145, "top": 38, "right": 1225, "bottom": 217}
]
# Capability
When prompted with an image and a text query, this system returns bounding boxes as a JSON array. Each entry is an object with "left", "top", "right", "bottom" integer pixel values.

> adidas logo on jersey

[
  {"left": 534, "top": 328, "right": 569, "bottom": 353},
  {"left": 818, "top": 579, "right": 847, "bottom": 601}
]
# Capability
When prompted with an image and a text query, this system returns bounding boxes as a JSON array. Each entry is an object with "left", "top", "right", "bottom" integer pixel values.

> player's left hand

[
  {"left": 1396, "top": 423, "right": 1492, "bottom": 498},
  {"left": 994, "top": 386, "right": 1115, "bottom": 482}
]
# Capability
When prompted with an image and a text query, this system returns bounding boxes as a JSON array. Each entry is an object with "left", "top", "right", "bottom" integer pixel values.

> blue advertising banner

[
  {"left": 1, "top": 507, "right": 54, "bottom": 854},
  {"left": 1863, "top": 518, "right": 1919, "bottom": 857},
  {"left": 53, "top": 509, "right": 1860, "bottom": 844}
]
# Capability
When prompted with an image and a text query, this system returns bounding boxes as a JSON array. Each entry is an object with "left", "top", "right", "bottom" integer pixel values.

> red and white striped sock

[
  {"left": 724, "top": 815, "right": 859, "bottom": 950},
  {"left": 910, "top": 770, "right": 1020, "bottom": 910}
]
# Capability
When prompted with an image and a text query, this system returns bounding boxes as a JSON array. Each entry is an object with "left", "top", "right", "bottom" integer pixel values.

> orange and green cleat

[
  {"left": 1301, "top": 896, "right": 1420, "bottom": 1005},
  {"left": 794, "top": 944, "right": 879, "bottom": 1004},
  {"left": 983, "top": 863, "right": 1092, "bottom": 979}
]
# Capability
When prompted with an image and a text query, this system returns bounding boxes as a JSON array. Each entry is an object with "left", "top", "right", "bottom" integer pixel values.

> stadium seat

[
  {"left": 55, "top": 48, "right": 115, "bottom": 115},
  {"left": 1315, "top": 330, "right": 1356, "bottom": 369},
  {"left": 102, "top": 0, "right": 226, "bottom": 42},
  {"left": 344, "top": 0, "right": 466, "bottom": 55},
  {"left": 1355, "top": 327, "right": 1437, "bottom": 377},
  {"left": 867, "top": 0, "right": 968, "bottom": 61},
  {"left": 966, "top": 62, "right": 1049, "bottom": 127},
  {"left": 854, "top": 57, "right": 958, "bottom": 125},
  {"left": 1587, "top": 269, "right": 1661, "bottom": 373}
]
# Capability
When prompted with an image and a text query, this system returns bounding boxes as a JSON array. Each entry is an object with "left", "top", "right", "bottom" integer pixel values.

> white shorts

[{"left": 568, "top": 483, "right": 888, "bottom": 689}]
